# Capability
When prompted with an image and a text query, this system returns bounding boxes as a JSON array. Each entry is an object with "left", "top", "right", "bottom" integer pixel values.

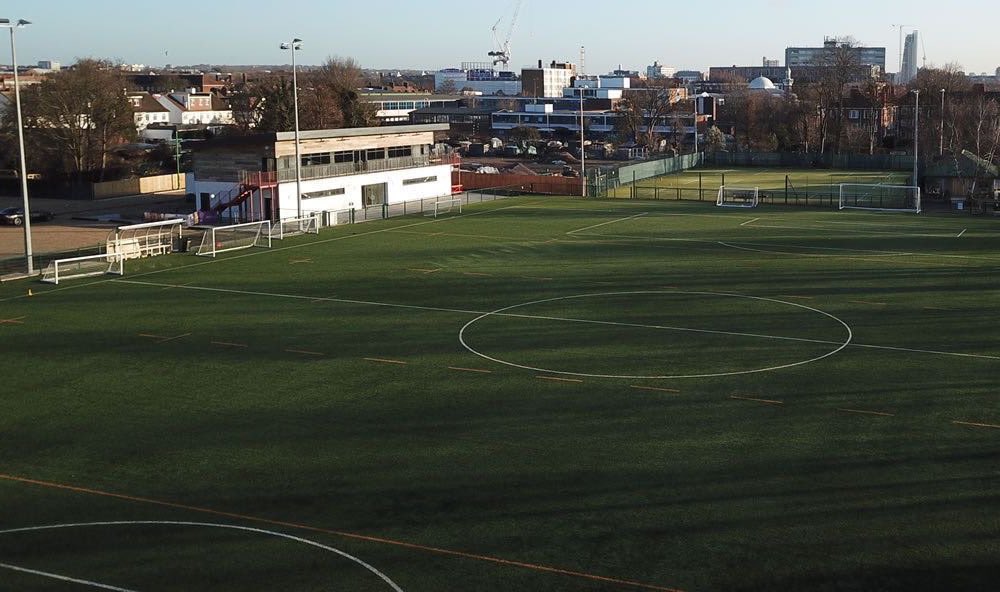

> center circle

[{"left": 458, "top": 291, "right": 853, "bottom": 379}]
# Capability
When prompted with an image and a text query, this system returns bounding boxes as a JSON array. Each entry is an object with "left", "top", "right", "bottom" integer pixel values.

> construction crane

[{"left": 488, "top": 0, "right": 522, "bottom": 70}]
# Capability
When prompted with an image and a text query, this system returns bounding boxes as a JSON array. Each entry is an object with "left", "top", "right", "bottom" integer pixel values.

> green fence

[{"left": 703, "top": 152, "right": 915, "bottom": 171}]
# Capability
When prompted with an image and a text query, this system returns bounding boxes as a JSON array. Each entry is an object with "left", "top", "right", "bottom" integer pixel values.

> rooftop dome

[{"left": 748, "top": 76, "right": 776, "bottom": 90}]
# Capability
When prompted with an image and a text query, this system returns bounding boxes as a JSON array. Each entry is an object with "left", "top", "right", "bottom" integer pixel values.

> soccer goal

[
  {"left": 41, "top": 253, "right": 124, "bottom": 284},
  {"left": 839, "top": 184, "right": 921, "bottom": 213},
  {"left": 426, "top": 196, "right": 463, "bottom": 217},
  {"left": 717, "top": 186, "right": 760, "bottom": 208},
  {"left": 107, "top": 218, "right": 184, "bottom": 260},
  {"left": 269, "top": 214, "right": 320, "bottom": 239},
  {"left": 196, "top": 220, "right": 272, "bottom": 257}
]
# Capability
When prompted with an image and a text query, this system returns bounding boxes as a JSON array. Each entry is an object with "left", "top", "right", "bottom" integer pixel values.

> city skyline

[{"left": 2, "top": 0, "right": 999, "bottom": 75}]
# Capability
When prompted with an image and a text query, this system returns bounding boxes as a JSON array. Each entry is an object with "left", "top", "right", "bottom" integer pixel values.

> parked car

[{"left": 0, "top": 207, "right": 54, "bottom": 226}]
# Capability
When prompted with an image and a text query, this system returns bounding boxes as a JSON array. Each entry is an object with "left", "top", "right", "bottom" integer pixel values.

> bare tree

[
  {"left": 1, "top": 59, "right": 135, "bottom": 180},
  {"left": 615, "top": 80, "right": 680, "bottom": 150}
]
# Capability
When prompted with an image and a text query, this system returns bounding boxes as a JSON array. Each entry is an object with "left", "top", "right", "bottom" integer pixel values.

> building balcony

[{"left": 275, "top": 155, "right": 432, "bottom": 183}]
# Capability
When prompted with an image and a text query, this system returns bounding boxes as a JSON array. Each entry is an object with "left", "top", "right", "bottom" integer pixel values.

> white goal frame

[
  {"left": 839, "top": 184, "right": 921, "bottom": 213},
  {"left": 426, "top": 196, "right": 463, "bottom": 217},
  {"left": 41, "top": 253, "right": 124, "bottom": 284},
  {"left": 269, "top": 214, "right": 320, "bottom": 239},
  {"left": 196, "top": 220, "right": 272, "bottom": 257},
  {"left": 717, "top": 186, "right": 760, "bottom": 208}
]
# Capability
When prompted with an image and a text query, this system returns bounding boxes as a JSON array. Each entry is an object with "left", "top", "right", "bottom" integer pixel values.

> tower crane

[{"left": 487, "top": 0, "right": 522, "bottom": 70}]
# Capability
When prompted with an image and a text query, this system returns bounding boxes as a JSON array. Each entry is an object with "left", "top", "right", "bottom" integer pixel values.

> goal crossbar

[
  {"left": 839, "top": 184, "right": 921, "bottom": 213},
  {"left": 717, "top": 186, "right": 760, "bottom": 208},
  {"left": 269, "top": 214, "right": 320, "bottom": 239},
  {"left": 426, "top": 197, "right": 464, "bottom": 217}
]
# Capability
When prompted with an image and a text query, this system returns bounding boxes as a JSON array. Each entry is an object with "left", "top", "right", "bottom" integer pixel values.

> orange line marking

[
  {"left": 837, "top": 408, "right": 895, "bottom": 417},
  {"left": 409, "top": 268, "right": 442, "bottom": 274},
  {"left": 364, "top": 357, "right": 407, "bottom": 365},
  {"left": 462, "top": 272, "right": 492, "bottom": 277},
  {"left": 211, "top": 341, "right": 248, "bottom": 348},
  {"left": 0, "top": 316, "right": 26, "bottom": 324},
  {"left": 849, "top": 300, "right": 887, "bottom": 306},
  {"left": 448, "top": 367, "right": 492, "bottom": 374},
  {"left": 536, "top": 376, "right": 584, "bottom": 383},
  {"left": 159, "top": 333, "right": 191, "bottom": 343},
  {"left": 952, "top": 420, "right": 1000, "bottom": 430},
  {"left": 285, "top": 348, "right": 324, "bottom": 356},
  {"left": 631, "top": 385, "right": 680, "bottom": 394},
  {"left": 137, "top": 333, "right": 169, "bottom": 340},
  {"left": 289, "top": 258, "right": 313, "bottom": 265},
  {"left": 730, "top": 395, "right": 784, "bottom": 405},
  {"left": 0, "top": 474, "right": 683, "bottom": 591},
  {"left": 780, "top": 295, "right": 814, "bottom": 300}
]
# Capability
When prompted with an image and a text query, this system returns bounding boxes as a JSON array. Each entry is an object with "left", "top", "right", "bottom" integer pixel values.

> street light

[
  {"left": 1, "top": 18, "right": 33, "bottom": 275},
  {"left": 280, "top": 38, "right": 303, "bottom": 218},
  {"left": 579, "top": 85, "right": 585, "bottom": 197},
  {"left": 912, "top": 89, "right": 920, "bottom": 188},
  {"left": 939, "top": 88, "right": 946, "bottom": 157}
]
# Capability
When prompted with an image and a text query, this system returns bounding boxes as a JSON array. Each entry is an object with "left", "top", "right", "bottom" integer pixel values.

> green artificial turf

[{"left": 1, "top": 196, "right": 998, "bottom": 591}]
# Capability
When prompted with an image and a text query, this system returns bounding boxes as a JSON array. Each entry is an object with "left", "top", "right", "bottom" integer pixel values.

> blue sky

[{"left": 4, "top": 0, "right": 999, "bottom": 75}]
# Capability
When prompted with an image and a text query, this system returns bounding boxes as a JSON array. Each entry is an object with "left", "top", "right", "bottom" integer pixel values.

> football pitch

[
  {"left": 610, "top": 167, "right": 913, "bottom": 203},
  {"left": 2, "top": 197, "right": 998, "bottom": 591}
]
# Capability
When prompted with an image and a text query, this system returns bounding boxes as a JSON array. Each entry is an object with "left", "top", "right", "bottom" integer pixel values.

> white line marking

[
  {"left": 958, "top": 229, "right": 967, "bottom": 238},
  {"left": 115, "top": 280, "right": 1000, "bottom": 363},
  {"left": 0, "top": 562, "right": 139, "bottom": 591},
  {"left": 740, "top": 217, "right": 759, "bottom": 226},
  {"left": 0, "top": 521, "right": 404, "bottom": 591},
  {"left": 567, "top": 213, "right": 648, "bottom": 234}
]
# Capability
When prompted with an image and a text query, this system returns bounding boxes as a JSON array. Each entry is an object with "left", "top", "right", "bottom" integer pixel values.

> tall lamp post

[
  {"left": 2, "top": 18, "right": 33, "bottom": 274},
  {"left": 280, "top": 38, "right": 303, "bottom": 218},
  {"left": 912, "top": 89, "right": 920, "bottom": 188},
  {"left": 939, "top": 88, "right": 945, "bottom": 157},
  {"left": 579, "top": 83, "right": 587, "bottom": 197},
  {"left": 693, "top": 95, "right": 699, "bottom": 154}
]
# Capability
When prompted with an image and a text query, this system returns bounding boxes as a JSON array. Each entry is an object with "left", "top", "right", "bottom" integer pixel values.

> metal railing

[{"left": 276, "top": 156, "right": 432, "bottom": 182}]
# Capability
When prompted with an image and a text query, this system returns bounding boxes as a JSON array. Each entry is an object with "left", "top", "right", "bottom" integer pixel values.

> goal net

[
  {"left": 269, "top": 214, "right": 320, "bottom": 239},
  {"left": 41, "top": 253, "right": 124, "bottom": 284},
  {"left": 839, "top": 184, "right": 921, "bottom": 213},
  {"left": 107, "top": 219, "right": 184, "bottom": 260},
  {"left": 426, "top": 197, "right": 463, "bottom": 217},
  {"left": 717, "top": 186, "right": 760, "bottom": 208},
  {"left": 196, "top": 220, "right": 272, "bottom": 257}
]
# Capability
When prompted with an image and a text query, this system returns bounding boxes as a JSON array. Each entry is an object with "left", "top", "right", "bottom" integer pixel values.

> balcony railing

[{"left": 276, "top": 155, "right": 431, "bottom": 183}]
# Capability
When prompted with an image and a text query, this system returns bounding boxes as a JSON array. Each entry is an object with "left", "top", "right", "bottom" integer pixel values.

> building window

[
  {"left": 302, "top": 153, "right": 332, "bottom": 166},
  {"left": 848, "top": 110, "right": 860, "bottom": 120},
  {"left": 388, "top": 146, "right": 412, "bottom": 158},
  {"left": 403, "top": 175, "right": 437, "bottom": 186},
  {"left": 302, "top": 187, "right": 345, "bottom": 199},
  {"left": 365, "top": 148, "right": 385, "bottom": 161},
  {"left": 333, "top": 150, "right": 353, "bottom": 164}
]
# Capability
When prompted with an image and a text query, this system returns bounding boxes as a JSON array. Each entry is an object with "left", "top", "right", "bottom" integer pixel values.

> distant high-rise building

[
  {"left": 646, "top": 61, "right": 676, "bottom": 79},
  {"left": 900, "top": 31, "right": 919, "bottom": 83},
  {"left": 763, "top": 57, "right": 780, "bottom": 67},
  {"left": 785, "top": 37, "right": 886, "bottom": 71}
]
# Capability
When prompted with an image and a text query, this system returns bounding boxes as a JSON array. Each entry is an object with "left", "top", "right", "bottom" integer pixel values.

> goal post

[
  {"left": 839, "top": 184, "right": 921, "bottom": 213},
  {"left": 426, "top": 196, "right": 463, "bottom": 218},
  {"left": 717, "top": 186, "right": 760, "bottom": 208},
  {"left": 41, "top": 253, "right": 124, "bottom": 284},
  {"left": 269, "top": 214, "right": 320, "bottom": 239},
  {"left": 196, "top": 220, "right": 272, "bottom": 257}
]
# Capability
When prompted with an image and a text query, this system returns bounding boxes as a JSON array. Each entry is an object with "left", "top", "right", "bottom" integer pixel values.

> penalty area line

[
  {"left": 730, "top": 395, "right": 784, "bottom": 405},
  {"left": 952, "top": 420, "right": 1000, "bottom": 430},
  {"left": 0, "top": 474, "right": 686, "bottom": 592},
  {"left": 0, "top": 562, "right": 138, "bottom": 592}
]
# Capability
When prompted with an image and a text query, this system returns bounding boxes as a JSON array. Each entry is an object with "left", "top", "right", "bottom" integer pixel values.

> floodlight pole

[
  {"left": 912, "top": 89, "right": 920, "bottom": 188},
  {"left": 693, "top": 96, "right": 699, "bottom": 154},
  {"left": 579, "top": 83, "right": 586, "bottom": 197},
  {"left": 3, "top": 18, "right": 33, "bottom": 274},
  {"left": 939, "top": 88, "right": 945, "bottom": 157},
  {"left": 281, "top": 38, "right": 303, "bottom": 218}
]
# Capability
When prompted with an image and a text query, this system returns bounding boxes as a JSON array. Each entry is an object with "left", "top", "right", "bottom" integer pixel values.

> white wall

[{"left": 278, "top": 164, "right": 453, "bottom": 220}]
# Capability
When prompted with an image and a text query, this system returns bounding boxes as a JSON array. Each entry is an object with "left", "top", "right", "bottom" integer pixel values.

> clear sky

[{"left": 3, "top": 0, "right": 999, "bottom": 75}]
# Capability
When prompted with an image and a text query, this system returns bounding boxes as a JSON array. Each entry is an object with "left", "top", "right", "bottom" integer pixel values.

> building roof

[
  {"left": 748, "top": 76, "right": 776, "bottom": 90},
  {"left": 129, "top": 93, "right": 170, "bottom": 113},
  {"left": 194, "top": 124, "right": 450, "bottom": 149}
]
